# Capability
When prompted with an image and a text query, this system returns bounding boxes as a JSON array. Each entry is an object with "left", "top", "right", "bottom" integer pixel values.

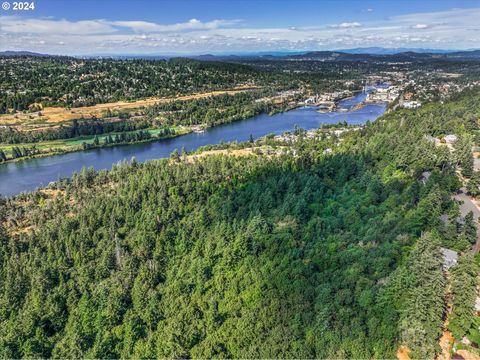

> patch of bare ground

[
  {"left": 438, "top": 278, "right": 454, "bottom": 360},
  {"left": 8, "top": 226, "right": 33, "bottom": 237},
  {"left": 397, "top": 346, "right": 411, "bottom": 360},
  {"left": 456, "top": 349, "right": 480, "bottom": 360},
  {"left": 184, "top": 148, "right": 257, "bottom": 163},
  {"left": 181, "top": 145, "right": 293, "bottom": 164},
  {"left": 39, "top": 188, "right": 64, "bottom": 198},
  {"left": 438, "top": 327, "right": 454, "bottom": 360}
]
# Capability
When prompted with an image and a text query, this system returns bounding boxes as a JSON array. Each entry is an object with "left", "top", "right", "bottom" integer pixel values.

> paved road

[
  {"left": 453, "top": 187, "right": 480, "bottom": 253},
  {"left": 474, "top": 157, "right": 480, "bottom": 172}
]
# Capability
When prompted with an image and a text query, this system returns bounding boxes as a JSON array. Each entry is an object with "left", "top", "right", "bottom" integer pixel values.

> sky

[{"left": 0, "top": 0, "right": 479, "bottom": 55}]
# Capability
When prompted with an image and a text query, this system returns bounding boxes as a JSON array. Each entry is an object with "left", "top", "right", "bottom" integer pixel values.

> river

[{"left": 0, "top": 90, "right": 386, "bottom": 196}]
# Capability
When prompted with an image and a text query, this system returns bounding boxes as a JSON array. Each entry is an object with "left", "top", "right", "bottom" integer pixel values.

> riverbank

[
  {"left": 0, "top": 126, "right": 188, "bottom": 164},
  {"left": 0, "top": 90, "right": 387, "bottom": 197},
  {"left": 0, "top": 99, "right": 299, "bottom": 165},
  {"left": 0, "top": 128, "right": 189, "bottom": 164}
]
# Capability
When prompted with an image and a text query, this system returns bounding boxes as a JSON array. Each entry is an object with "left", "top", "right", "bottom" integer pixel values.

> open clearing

[
  {"left": 0, "top": 86, "right": 260, "bottom": 127},
  {"left": 186, "top": 148, "right": 257, "bottom": 161}
]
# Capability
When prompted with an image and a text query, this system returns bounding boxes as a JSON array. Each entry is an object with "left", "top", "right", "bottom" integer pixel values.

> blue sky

[{"left": 1, "top": 0, "right": 479, "bottom": 54}]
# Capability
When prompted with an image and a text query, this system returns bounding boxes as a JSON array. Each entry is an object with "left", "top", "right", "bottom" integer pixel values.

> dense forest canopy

[
  {"left": 1, "top": 87, "right": 479, "bottom": 358},
  {"left": 0, "top": 57, "right": 263, "bottom": 112}
]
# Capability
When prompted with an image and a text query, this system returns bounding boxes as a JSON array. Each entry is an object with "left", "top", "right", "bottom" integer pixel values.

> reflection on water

[{"left": 0, "top": 91, "right": 386, "bottom": 196}]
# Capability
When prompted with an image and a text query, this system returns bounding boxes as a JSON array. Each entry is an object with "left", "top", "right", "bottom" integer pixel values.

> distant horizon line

[{"left": 2, "top": 47, "right": 480, "bottom": 58}]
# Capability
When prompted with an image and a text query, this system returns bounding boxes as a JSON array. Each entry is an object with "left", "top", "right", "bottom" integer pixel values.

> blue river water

[{"left": 0, "top": 91, "right": 386, "bottom": 196}]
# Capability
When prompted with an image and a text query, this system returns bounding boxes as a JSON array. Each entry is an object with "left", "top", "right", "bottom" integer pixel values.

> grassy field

[{"left": 0, "top": 126, "right": 187, "bottom": 157}]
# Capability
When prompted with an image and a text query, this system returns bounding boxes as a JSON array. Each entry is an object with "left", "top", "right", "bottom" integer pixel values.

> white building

[
  {"left": 440, "top": 248, "right": 458, "bottom": 270},
  {"left": 402, "top": 101, "right": 422, "bottom": 109},
  {"left": 444, "top": 134, "right": 457, "bottom": 144}
]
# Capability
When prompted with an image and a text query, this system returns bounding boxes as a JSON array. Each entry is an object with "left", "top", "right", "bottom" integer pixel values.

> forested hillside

[
  {"left": 0, "top": 57, "right": 261, "bottom": 113},
  {"left": 0, "top": 90, "right": 479, "bottom": 358}
]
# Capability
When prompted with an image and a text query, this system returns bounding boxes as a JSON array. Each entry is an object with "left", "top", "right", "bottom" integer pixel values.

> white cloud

[
  {"left": 0, "top": 16, "right": 116, "bottom": 34},
  {"left": 0, "top": 16, "right": 240, "bottom": 35},
  {"left": 0, "top": 7, "right": 479, "bottom": 54},
  {"left": 329, "top": 22, "right": 362, "bottom": 28},
  {"left": 108, "top": 18, "right": 241, "bottom": 33}
]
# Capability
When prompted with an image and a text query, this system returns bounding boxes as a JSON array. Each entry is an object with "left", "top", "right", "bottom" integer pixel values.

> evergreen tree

[
  {"left": 467, "top": 171, "right": 480, "bottom": 196},
  {"left": 11, "top": 147, "right": 22, "bottom": 159},
  {"left": 448, "top": 254, "right": 479, "bottom": 339},
  {"left": 463, "top": 211, "right": 477, "bottom": 245},
  {"left": 170, "top": 149, "right": 180, "bottom": 161},
  {"left": 413, "top": 184, "right": 443, "bottom": 231},
  {"left": 455, "top": 234, "right": 473, "bottom": 253},
  {"left": 454, "top": 136, "right": 474, "bottom": 177},
  {"left": 399, "top": 233, "right": 446, "bottom": 359}
]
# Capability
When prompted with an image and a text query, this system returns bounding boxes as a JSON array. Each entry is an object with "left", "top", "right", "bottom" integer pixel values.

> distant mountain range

[
  {"left": 0, "top": 51, "right": 52, "bottom": 57},
  {"left": 337, "top": 47, "right": 460, "bottom": 55},
  {"left": 1, "top": 48, "right": 480, "bottom": 61},
  {"left": 191, "top": 49, "right": 480, "bottom": 62},
  {"left": 288, "top": 49, "right": 480, "bottom": 60}
]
